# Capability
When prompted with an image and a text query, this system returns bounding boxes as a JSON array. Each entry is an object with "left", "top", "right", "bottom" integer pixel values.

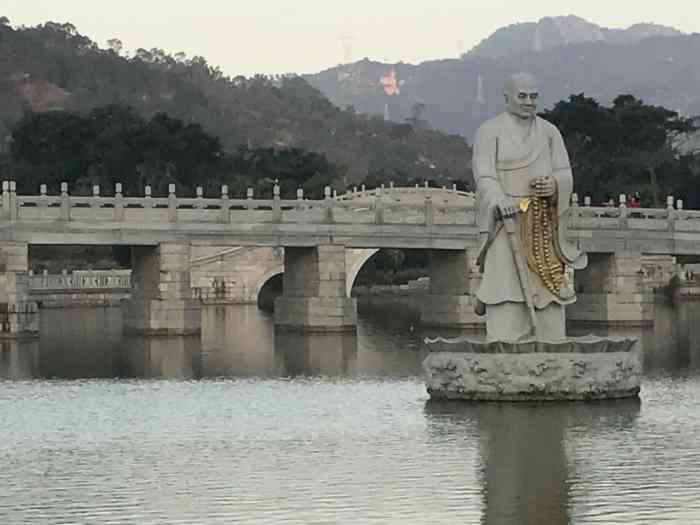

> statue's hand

[
  {"left": 497, "top": 196, "right": 519, "bottom": 218},
  {"left": 530, "top": 176, "right": 556, "bottom": 198}
]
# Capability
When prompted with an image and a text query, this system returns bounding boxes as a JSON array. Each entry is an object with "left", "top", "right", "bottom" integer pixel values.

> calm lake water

[{"left": 1, "top": 300, "right": 700, "bottom": 524}]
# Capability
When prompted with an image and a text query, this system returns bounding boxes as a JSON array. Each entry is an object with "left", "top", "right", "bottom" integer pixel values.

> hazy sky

[{"left": 4, "top": 0, "right": 699, "bottom": 76}]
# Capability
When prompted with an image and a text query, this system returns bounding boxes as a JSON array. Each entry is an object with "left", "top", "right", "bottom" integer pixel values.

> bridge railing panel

[
  {"left": 628, "top": 218, "right": 669, "bottom": 231},
  {"left": 383, "top": 208, "right": 426, "bottom": 225},
  {"left": 120, "top": 208, "right": 171, "bottom": 223},
  {"left": 17, "top": 206, "right": 61, "bottom": 221},
  {"left": 676, "top": 210, "right": 700, "bottom": 221},
  {"left": 674, "top": 211, "right": 700, "bottom": 232},
  {"left": 177, "top": 209, "right": 226, "bottom": 223},
  {"left": 29, "top": 271, "right": 131, "bottom": 291},
  {"left": 431, "top": 205, "right": 477, "bottom": 226},
  {"left": 68, "top": 207, "right": 120, "bottom": 222},
  {"left": 330, "top": 208, "right": 376, "bottom": 224}
]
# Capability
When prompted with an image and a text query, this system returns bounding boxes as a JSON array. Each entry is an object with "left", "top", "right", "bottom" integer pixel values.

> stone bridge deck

[
  {"left": 0, "top": 181, "right": 697, "bottom": 336},
  {"left": 1, "top": 182, "right": 700, "bottom": 255}
]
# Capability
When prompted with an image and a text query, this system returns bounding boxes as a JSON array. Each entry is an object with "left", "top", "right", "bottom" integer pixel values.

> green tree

[{"left": 541, "top": 94, "right": 696, "bottom": 206}]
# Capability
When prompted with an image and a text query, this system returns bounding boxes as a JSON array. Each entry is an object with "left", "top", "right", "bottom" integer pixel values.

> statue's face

[{"left": 505, "top": 76, "right": 539, "bottom": 119}]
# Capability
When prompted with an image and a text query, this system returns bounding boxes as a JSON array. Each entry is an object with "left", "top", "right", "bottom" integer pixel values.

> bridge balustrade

[
  {"left": 2, "top": 181, "right": 479, "bottom": 227},
  {"left": 5, "top": 181, "right": 700, "bottom": 234}
]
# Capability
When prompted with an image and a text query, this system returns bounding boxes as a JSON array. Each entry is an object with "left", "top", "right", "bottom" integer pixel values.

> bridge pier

[
  {"left": 274, "top": 245, "right": 357, "bottom": 332},
  {"left": 568, "top": 251, "right": 653, "bottom": 326},
  {"left": 0, "top": 243, "right": 39, "bottom": 338},
  {"left": 420, "top": 249, "right": 484, "bottom": 328},
  {"left": 124, "top": 243, "right": 202, "bottom": 336}
]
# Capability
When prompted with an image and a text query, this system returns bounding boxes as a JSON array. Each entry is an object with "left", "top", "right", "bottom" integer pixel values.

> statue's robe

[{"left": 472, "top": 113, "right": 587, "bottom": 314}]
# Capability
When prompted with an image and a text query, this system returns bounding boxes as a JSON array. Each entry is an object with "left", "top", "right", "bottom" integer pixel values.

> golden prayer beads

[{"left": 520, "top": 194, "right": 565, "bottom": 297}]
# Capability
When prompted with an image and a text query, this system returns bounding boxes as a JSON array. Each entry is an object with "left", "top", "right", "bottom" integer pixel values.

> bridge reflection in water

[
  {"left": 2, "top": 303, "right": 700, "bottom": 523},
  {"left": 0, "top": 299, "right": 699, "bottom": 380}
]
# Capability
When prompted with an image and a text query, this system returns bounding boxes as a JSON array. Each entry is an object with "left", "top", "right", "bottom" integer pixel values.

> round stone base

[{"left": 423, "top": 335, "right": 641, "bottom": 402}]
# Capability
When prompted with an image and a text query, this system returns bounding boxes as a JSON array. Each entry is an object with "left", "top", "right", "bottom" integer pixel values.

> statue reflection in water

[{"left": 424, "top": 399, "right": 640, "bottom": 525}]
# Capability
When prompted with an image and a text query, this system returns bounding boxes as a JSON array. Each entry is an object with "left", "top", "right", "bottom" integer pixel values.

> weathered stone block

[
  {"left": 423, "top": 336, "right": 641, "bottom": 401},
  {"left": 124, "top": 242, "right": 201, "bottom": 335}
]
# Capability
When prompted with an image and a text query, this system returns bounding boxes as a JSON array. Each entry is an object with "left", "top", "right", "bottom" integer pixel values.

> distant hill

[
  {"left": 469, "top": 15, "right": 682, "bottom": 59},
  {"left": 306, "top": 17, "right": 699, "bottom": 140},
  {"left": 0, "top": 19, "right": 470, "bottom": 187}
]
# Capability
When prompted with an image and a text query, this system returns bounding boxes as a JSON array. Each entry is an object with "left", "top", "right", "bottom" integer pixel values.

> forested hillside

[
  {"left": 307, "top": 21, "right": 700, "bottom": 140},
  {"left": 0, "top": 19, "right": 471, "bottom": 195}
]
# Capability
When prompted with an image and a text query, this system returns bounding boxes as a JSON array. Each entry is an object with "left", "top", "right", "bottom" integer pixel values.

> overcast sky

[{"left": 4, "top": 0, "right": 699, "bottom": 76}]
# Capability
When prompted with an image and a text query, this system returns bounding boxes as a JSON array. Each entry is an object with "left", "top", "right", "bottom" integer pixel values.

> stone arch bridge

[{"left": 0, "top": 181, "right": 697, "bottom": 337}]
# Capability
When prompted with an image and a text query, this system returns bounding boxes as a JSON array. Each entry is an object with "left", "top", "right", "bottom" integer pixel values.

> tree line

[
  {"left": 541, "top": 94, "right": 699, "bottom": 208},
  {"left": 0, "top": 19, "right": 471, "bottom": 187},
  {"left": 1, "top": 104, "right": 339, "bottom": 198}
]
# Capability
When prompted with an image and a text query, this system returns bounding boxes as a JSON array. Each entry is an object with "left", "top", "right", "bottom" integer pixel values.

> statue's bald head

[{"left": 504, "top": 73, "right": 539, "bottom": 120}]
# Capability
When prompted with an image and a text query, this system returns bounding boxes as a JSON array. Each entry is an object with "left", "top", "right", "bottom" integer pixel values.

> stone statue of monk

[{"left": 473, "top": 73, "right": 587, "bottom": 341}]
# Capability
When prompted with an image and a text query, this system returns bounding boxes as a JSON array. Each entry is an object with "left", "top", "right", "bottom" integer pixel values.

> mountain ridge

[
  {"left": 306, "top": 16, "right": 699, "bottom": 140},
  {"left": 468, "top": 15, "right": 682, "bottom": 59},
  {"left": 0, "top": 19, "right": 470, "bottom": 187}
]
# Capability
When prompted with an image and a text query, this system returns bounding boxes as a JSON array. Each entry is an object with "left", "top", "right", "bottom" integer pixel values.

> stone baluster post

[
  {"left": 323, "top": 186, "right": 334, "bottom": 223},
  {"left": 618, "top": 193, "right": 628, "bottom": 229},
  {"left": 195, "top": 186, "right": 204, "bottom": 209},
  {"left": 168, "top": 184, "right": 177, "bottom": 222},
  {"left": 296, "top": 188, "right": 304, "bottom": 210},
  {"left": 219, "top": 185, "right": 230, "bottom": 223},
  {"left": 38, "top": 184, "right": 48, "bottom": 218},
  {"left": 584, "top": 196, "right": 591, "bottom": 207},
  {"left": 272, "top": 184, "right": 282, "bottom": 222},
  {"left": 374, "top": 192, "right": 384, "bottom": 224},
  {"left": 114, "top": 183, "right": 124, "bottom": 222},
  {"left": 144, "top": 185, "right": 153, "bottom": 208},
  {"left": 424, "top": 194, "right": 434, "bottom": 226},
  {"left": 667, "top": 195, "right": 676, "bottom": 231},
  {"left": 91, "top": 185, "right": 100, "bottom": 220},
  {"left": 60, "top": 182, "right": 70, "bottom": 221},
  {"left": 1, "top": 181, "right": 9, "bottom": 220},
  {"left": 246, "top": 188, "right": 254, "bottom": 210},
  {"left": 570, "top": 193, "right": 579, "bottom": 218},
  {"left": 8, "top": 181, "right": 17, "bottom": 222}
]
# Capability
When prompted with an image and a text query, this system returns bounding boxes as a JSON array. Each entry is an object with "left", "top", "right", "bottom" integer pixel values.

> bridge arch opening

[
  {"left": 256, "top": 272, "right": 283, "bottom": 312},
  {"left": 350, "top": 249, "right": 430, "bottom": 293},
  {"left": 349, "top": 248, "right": 430, "bottom": 327}
]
